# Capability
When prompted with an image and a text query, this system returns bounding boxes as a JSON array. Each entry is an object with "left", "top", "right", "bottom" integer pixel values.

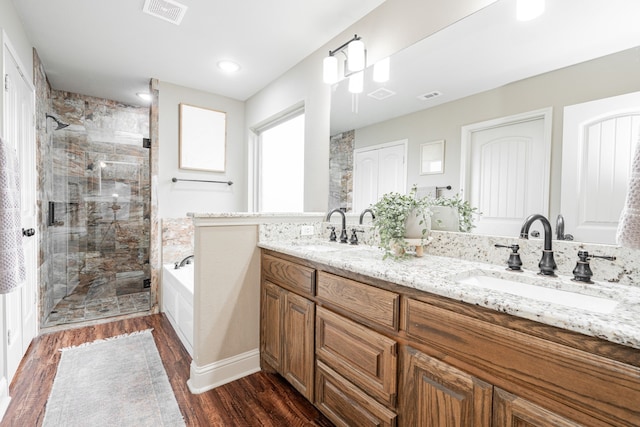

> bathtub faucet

[{"left": 175, "top": 255, "right": 194, "bottom": 269}]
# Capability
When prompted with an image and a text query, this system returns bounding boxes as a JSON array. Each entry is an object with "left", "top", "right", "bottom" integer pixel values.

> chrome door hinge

[{"left": 4, "top": 74, "right": 8, "bottom": 91}]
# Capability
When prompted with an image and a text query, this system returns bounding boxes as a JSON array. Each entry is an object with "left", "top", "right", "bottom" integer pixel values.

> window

[{"left": 256, "top": 110, "right": 305, "bottom": 212}]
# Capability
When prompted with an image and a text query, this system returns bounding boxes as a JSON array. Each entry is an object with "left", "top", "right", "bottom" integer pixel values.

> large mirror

[{"left": 329, "top": 0, "right": 640, "bottom": 244}]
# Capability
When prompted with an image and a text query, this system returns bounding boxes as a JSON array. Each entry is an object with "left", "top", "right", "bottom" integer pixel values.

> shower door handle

[{"left": 22, "top": 228, "right": 35, "bottom": 237}]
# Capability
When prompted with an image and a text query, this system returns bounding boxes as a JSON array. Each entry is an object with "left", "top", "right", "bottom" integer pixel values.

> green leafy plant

[
  {"left": 371, "top": 187, "right": 432, "bottom": 258},
  {"left": 431, "top": 192, "right": 480, "bottom": 232}
]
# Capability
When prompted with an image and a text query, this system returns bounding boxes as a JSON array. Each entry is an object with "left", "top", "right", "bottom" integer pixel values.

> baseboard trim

[
  {"left": 187, "top": 348, "right": 260, "bottom": 394},
  {"left": 0, "top": 377, "right": 11, "bottom": 422}
]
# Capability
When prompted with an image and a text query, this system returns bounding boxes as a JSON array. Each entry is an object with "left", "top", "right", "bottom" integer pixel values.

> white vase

[
  {"left": 404, "top": 209, "right": 431, "bottom": 239},
  {"left": 430, "top": 206, "right": 460, "bottom": 232}
]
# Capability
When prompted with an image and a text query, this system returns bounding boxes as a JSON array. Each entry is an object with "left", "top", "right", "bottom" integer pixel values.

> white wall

[
  {"left": 158, "top": 81, "right": 247, "bottom": 217},
  {"left": 245, "top": 0, "right": 496, "bottom": 213}
]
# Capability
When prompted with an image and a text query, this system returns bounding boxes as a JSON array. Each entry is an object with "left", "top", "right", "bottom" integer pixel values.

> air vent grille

[
  {"left": 368, "top": 88, "right": 396, "bottom": 100},
  {"left": 417, "top": 91, "right": 442, "bottom": 101},
  {"left": 143, "top": 0, "right": 188, "bottom": 25}
]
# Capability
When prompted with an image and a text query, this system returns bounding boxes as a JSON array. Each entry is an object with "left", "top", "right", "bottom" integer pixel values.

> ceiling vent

[
  {"left": 417, "top": 90, "right": 442, "bottom": 101},
  {"left": 143, "top": 0, "right": 188, "bottom": 25},
  {"left": 367, "top": 87, "right": 396, "bottom": 101}
]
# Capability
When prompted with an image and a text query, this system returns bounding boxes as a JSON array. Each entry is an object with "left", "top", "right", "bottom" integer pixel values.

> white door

[
  {"left": 461, "top": 109, "right": 551, "bottom": 237},
  {"left": 2, "top": 40, "right": 37, "bottom": 382},
  {"left": 562, "top": 92, "right": 640, "bottom": 244},
  {"left": 353, "top": 141, "right": 406, "bottom": 212}
]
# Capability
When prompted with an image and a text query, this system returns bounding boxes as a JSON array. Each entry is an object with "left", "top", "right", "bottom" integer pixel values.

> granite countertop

[{"left": 258, "top": 239, "right": 640, "bottom": 350}]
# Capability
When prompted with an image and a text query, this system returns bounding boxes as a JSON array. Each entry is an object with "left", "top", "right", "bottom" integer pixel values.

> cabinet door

[
  {"left": 400, "top": 346, "right": 492, "bottom": 427},
  {"left": 493, "top": 388, "right": 584, "bottom": 427},
  {"left": 260, "top": 281, "right": 284, "bottom": 371},
  {"left": 283, "top": 291, "right": 315, "bottom": 401}
]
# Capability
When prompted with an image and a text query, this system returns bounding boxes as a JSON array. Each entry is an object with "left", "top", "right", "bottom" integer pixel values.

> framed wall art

[
  {"left": 420, "top": 140, "right": 444, "bottom": 175},
  {"left": 179, "top": 103, "right": 227, "bottom": 172}
]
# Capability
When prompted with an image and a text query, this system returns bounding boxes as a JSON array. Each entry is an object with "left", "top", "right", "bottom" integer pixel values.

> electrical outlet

[{"left": 300, "top": 225, "right": 315, "bottom": 236}]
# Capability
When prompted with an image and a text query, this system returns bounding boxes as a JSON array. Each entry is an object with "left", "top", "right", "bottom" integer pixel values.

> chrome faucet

[
  {"left": 326, "top": 208, "right": 348, "bottom": 243},
  {"left": 175, "top": 255, "right": 194, "bottom": 269},
  {"left": 359, "top": 208, "right": 375, "bottom": 225},
  {"left": 555, "top": 214, "right": 574, "bottom": 241},
  {"left": 519, "top": 214, "right": 557, "bottom": 276}
]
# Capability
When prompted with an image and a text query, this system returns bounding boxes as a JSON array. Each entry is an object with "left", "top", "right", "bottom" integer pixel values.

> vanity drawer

[
  {"left": 262, "top": 253, "right": 315, "bottom": 297},
  {"left": 316, "top": 307, "right": 397, "bottom": 407},
  {"left": 316, "top": 271, "right": 399, "bottom": 331},
  {"left": 315, "top": 361, "right": 397, "bottom": 427}
]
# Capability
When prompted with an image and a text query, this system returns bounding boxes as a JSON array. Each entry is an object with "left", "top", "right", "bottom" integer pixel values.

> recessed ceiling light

[
  {"left": 218, "top": 60, "right": 241, "bottom": 73},
  {"left": 137, "top": 92, "right": 152, "bottom": 102}
]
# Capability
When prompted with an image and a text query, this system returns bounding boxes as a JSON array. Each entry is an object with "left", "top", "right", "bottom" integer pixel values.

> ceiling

[
  {"left": 330, "top": 0, "right": 640, "bottom": 134},
  {"left": 12, "top": 0, "right": 386, "bottom": 106}
]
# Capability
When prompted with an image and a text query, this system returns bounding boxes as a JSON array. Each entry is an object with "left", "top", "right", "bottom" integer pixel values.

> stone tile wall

[
  {"left": 329, "top": 130, "right": 354, "bottom": 211},
  {"left": 161, "top": 218, "right": 194, "bottom": 267},
  {"left": 33, "top": 49, "right": 54, "bottom": 321}
]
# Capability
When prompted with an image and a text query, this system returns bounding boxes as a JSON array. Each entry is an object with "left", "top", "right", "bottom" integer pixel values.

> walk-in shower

[{"left": 42, "top": 94, "right": 151, "bottom": 327}]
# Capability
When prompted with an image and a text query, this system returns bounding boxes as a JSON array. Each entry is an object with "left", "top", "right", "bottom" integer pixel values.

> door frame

[
  {"left": 460, "top": 107, "right": 553, "bottom": 218},
  {"left": 1, "top": 29, "right": 38, "bottom": 399}
]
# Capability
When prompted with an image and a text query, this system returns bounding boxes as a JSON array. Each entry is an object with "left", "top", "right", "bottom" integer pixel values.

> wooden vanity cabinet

[
  {"left": 260, "top": 254, "right": 316, "bottom": 401},
  {"left": 260, "top": 250, "right": 640, "bottom": 426},
  {"left": 404, "top": 297, "right": 640, "bottom": 426}
]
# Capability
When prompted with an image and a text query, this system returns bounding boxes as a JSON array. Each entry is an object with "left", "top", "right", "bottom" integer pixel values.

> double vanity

[
  {"left": 182, "top": 213, "right": 639, "bottom": 425},
  {"left": 258, "top": 237, "right": 640, "bottom": 426}
]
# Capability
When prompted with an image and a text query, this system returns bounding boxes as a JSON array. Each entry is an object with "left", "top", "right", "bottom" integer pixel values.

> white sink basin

[{"left": 455, "top": 272, "right": 618, "bottom": 314}]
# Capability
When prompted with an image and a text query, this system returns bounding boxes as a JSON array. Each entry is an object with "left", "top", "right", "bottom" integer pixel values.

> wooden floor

[{"left": 1, "top": 314, "right": 333, "bottom": 426}]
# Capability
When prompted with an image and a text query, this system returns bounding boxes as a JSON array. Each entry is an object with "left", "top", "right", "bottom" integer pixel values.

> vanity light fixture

[
  {"left": 218, "top": 60, "right": 240, "bottom": 73},
  {"left": 516, "top": 0, "right": 545, "bottom": 21},
  {"left": 323, "top": 34, "right": 366, "bottom": 84}
]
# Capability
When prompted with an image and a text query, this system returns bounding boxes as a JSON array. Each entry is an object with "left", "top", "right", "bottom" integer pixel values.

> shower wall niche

[{"left": 43, "top": 91, "right": 150, "bottom": 326}]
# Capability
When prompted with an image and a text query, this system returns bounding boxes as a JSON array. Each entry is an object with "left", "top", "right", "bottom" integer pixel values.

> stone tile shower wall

[
  {"left": 34, "top": 49, "right": 54, "bottom": 321},
  {"left": 329, "top": 130, "right": 354, "bottom": 211},
  {"left": 42, "top": 89, "right": 150, "bottom": 323}
]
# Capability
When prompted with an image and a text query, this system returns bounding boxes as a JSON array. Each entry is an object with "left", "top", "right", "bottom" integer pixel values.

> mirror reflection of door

[
  {"left": 562, "top": 91, "right": 640, "bottom": 244},
  {"left": 461, "top": 109, "right": 552, "bottom": 237},
  {"left": 353, "top": 140, "right": 407, "bottom": 212}
]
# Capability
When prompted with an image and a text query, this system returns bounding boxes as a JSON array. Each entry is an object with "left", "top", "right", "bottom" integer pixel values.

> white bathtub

[{"left": 162, "top": 263, "right": 194, "bottom": 356}]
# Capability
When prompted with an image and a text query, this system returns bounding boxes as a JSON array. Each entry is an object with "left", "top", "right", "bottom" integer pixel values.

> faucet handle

[
  {"left": 495, "top": 244, "right": 523, "bottom": 271},
  {"left": 326, "top": 226, "right": 337, "bottom": 242},
  {"left": 349, "top": 228, "right": 363, "bottom": 245},
  {"left": 572, "top": 251, "right": 616, "bottom": 283}
]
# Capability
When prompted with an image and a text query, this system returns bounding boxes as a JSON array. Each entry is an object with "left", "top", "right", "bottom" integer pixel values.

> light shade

[
  {"left": 516, "top": 0, "right": 545, "bottom": 21},
  {"left": 323, "top": 55, "right": 338, "bottom": 84},
  {"left": 348, "top": 71, "right": 364, "bottom": 94},
  {"left": 347, "top": 39, "right": 365, "bottom": 72},
  {"left": 373, "top": 57, "right": 390, "bottom": 83}
]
